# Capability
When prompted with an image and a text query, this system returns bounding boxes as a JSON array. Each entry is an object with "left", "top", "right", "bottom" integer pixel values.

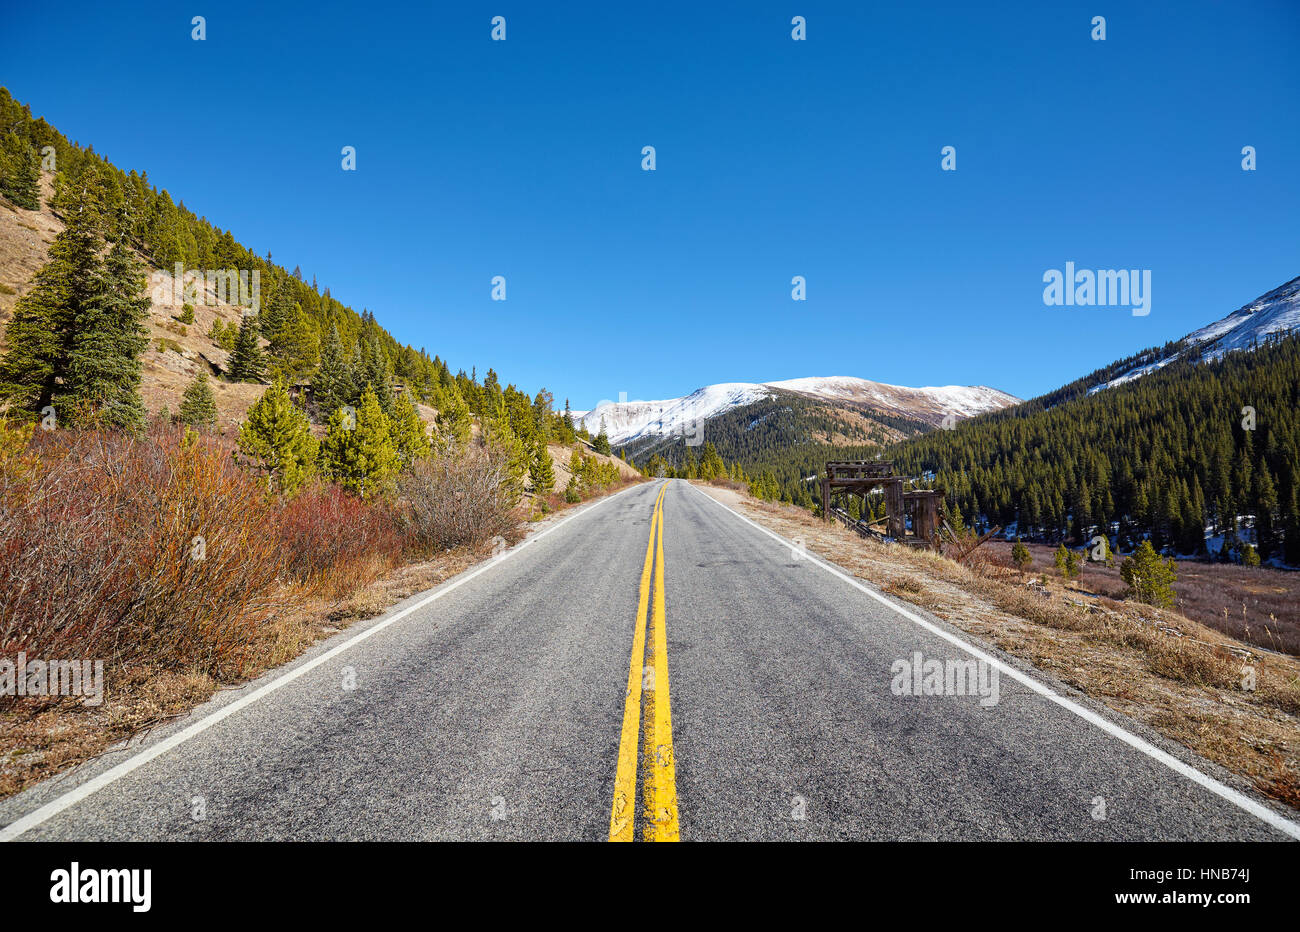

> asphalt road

[{"left": 1, "top": 479, "right": 1295, "bottom": 841}]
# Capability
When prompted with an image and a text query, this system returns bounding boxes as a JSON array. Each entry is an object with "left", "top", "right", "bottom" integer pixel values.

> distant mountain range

[{"left": 573, "top": 377, "right": 1020, "bottom": 446}]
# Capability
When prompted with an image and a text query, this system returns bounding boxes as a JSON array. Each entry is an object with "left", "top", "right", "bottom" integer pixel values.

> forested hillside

[
  {"left": 0, "top": 87, "right": 603, "bottom": 491},
  {"left": 888, "top": 332, "right": 1300, "bottom": 563}
]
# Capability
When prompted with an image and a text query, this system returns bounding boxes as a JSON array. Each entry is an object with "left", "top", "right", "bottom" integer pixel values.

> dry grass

[
  {"left": 697, "top": 485, "right": 1300, "bottom": 810},
  {"left": 990, "top": 540, "right": 1300, "bottom": 655}
]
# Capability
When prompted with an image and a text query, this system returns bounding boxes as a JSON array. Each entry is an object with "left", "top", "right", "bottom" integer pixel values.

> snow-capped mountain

[
  {"left": 572, "top": 377, "right": 1020, "bottom": 446},
  {"left": 1089, "top": 275, "right": 1300, "bottom": 394}
]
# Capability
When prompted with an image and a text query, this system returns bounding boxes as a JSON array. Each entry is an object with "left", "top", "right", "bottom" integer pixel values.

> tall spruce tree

[
  {"left": 483, "top": 412, "right": 526, "bottom": 505},
  {"left": 433, "top": 381, "right": 472, "bottom": 448},
  {"left": 0, "top": 132, "right": 41, "bottom": 210},
  {"left": 389, "top": 389, "right": 431, "bottom": 466},
  {"left": 530, "top": 433, "right": 555, "bottom": 495},
  {"left": 311, "top": 323, "right": 356, "bottom": 420},
  {"left": 0, "top": 171, "right": 146, "bottom": 429},
  {"left": 228, "top": 313, "right": 267, "bottom": 382},
  {"left": 269, "top": 303, "right": 319, "bottom": 382},
  {"left": 593, "top": 416, "right": 612, "bottom": 455},
  {"left": 61, "top": 239, "right": 150, "bottom": 430}
]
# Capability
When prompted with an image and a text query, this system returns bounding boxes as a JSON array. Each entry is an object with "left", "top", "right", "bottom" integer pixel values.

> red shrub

[
  {"left": 277, "top": 483, "right": 409, "bottom": 596},
  {"left": 0, "top": 423, "right": 287, "bottom": 678}
]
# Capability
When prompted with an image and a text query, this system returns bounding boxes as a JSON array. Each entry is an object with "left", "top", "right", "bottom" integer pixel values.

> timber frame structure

[{"left": 821, "top": 461, "right": 945, "bottom": 549}]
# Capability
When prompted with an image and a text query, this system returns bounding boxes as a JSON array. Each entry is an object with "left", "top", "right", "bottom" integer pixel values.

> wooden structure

[
  {"left": 821, "top": 461, "right": 944, "bottom": 549},
  {"left": 903, "top": 490, "right": 945, "bottom": 548}
]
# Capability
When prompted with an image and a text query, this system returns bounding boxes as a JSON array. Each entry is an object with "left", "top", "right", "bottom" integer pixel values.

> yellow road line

[
  {"left": 644, "top": 481, "right": 679, "bottom": 841},
  {"left": 609, "top": 483, "right": 666, "bottom": 842}
]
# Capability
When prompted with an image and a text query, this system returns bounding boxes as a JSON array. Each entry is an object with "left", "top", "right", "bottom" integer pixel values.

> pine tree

[
  {"left": 1053, "top": 543, "right": 1080, "bottom": 580},
  {"left": 61, "top": 239, "right": 150, "bottom": 430},
  {"left": 593, "top": 416, "right": 612, "bottom": 455},
  {"left": 257, "top": 282, "right": 291, "bottom": 347},
  {"left": 320, "top": 384, "right": 399, "bottom": 498},
  {"left": 389, "top": 389, "right": 431, "bottom": 466},
  {"left": 483, "top": 413, "right": 526, "bottom": 505},
  {"left": 228, "top": 313, "right": 266, "bottom": 382},
  {"left": 0, "top": 132, "right": 41, "bottom": 210},
  {"left": 178, "top": 369, "right": 218, "bottom": 430},
  {"left": 235, "top": 377, "right": 317, "bottom": 495},
  {"left": 311, "top": 323, "right": 356, "bottom": 420},
  {"left": 0, "top": 171, "right": 149, "bottom": 426},
  {"left": 1011, "top": 538, "right": 1032, "bottom": 572},
  {"left": 698, "top": 442, "right": 725, "bottom": 480},
  {"left": 530, "top": 433, "right": 555, "bottom": 495},
  {"left": 433, "top": 381, "right": 472, "bottom": 448},
  {"left": 1120, "top": 540, "right": 1178, "bottom": 608},
  {"left": 268, "top": 303, "right": 319, "bottom": 382},
  {"left": 359, "top": 335, "right": 395, "bottom": 414}
]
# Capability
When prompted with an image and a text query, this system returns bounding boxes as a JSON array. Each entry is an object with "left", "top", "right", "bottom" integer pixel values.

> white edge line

[
  {"left": 688, "top": 483, "right": 1300, "bottom": 841},
  {"left": 0, "top": 481, "right": 648, "bottom": 841}
]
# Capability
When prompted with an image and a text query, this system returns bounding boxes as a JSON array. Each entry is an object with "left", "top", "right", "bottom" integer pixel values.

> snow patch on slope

[{"left": 1089, "top": 276, "right": 1300, "bottom": 395}]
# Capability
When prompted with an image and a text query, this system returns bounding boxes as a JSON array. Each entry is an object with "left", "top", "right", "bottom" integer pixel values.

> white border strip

[
  {"left": 0, "top": 482, "right": 648, "bottom": 841},
  {"left": 689, "top": 484, "right": 1300, "bottom": 840}
]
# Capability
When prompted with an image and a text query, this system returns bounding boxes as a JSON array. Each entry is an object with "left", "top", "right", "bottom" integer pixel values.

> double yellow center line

[{"left": 609, "top": 482, "right": 679, "bottom": 842}]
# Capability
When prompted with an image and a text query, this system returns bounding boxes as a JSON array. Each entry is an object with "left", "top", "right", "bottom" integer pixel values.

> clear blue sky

[{"left": 3, "top": 1, "right": 1297, "bottom": 408}]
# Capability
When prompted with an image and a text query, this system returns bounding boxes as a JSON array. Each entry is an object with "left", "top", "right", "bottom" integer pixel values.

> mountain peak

[{"left": 575, "top": 376, "right": 1020, "bottom": 445}]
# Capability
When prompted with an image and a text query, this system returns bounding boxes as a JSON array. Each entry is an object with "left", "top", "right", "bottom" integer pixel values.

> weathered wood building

[{"left": 821, "top": 460, "right": 944, "bottom": 549}]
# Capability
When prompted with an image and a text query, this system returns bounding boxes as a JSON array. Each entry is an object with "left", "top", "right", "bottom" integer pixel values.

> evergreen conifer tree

[
  {"left": 320, "top": 383, "right": 399, "bottom": 497},
  {"left": 228, "top": 313, "right": 267, "bottom": 382},
  {"left": 62, "top": 239, "right": 150, "bottom": 430},
  {"left": 593, "top": 416, "right": 612, "bottom": 456},
  {"left": 389, "top": 389, "right": 431, "bottom": 466},
  {"left": 178, "top": 369, "right": 218, "bottom": 430},
  {"left": 312, "top": 323, "right": 356, "bottom": 420},
  {"left": 1120, "top": 540, "right": 1178, "bottom": 608},
  {"left": 0, "top": 132, "right": 41, "bottom": 210},
  {"left": 269, "top": 303, "right": 319, "bottom": 382},
  {"left": 483, "top": 413, "right": 526, "bottom": 504},
  {"left": 235, "top": 377, "right": 317, "bottom": 495},
  {"left": 530, "top": 433, "right": 555, "bottom": 495},
  {"left": 0, "top": 171, "right": 146, "bottom": 428},
  {"left": 433, "top": 382, "right": 472, "bottom": 448}
]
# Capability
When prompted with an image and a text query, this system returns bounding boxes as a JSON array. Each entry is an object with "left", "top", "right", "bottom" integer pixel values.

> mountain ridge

[
  {"left": 1087, "top": 275, "right": 1300, "bottom": 395},
  {"left": 574, "top": 377, "right": 1020, "bottom": 446}
]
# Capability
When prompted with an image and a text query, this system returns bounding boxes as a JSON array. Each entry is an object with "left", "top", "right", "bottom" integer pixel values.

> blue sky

[{"left": 2, "top": 0, "right": 1298, "bottom": 408}]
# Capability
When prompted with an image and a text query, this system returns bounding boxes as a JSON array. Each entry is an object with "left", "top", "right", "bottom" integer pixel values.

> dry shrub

[
  {"left": 0, "top": 424, "right": 288, "bottom": 679},
  {"left": 1144, "top": 639, "right": 1242, "bottom": 689},
  {"left": 278, "top": 483, "right": 408, "bottom": 597},
  {"left": 708, "top": 476, "right": 744, "bottom": 491},
  {"left": 400, "top": 443, "right": 521, "bottom": 551}
]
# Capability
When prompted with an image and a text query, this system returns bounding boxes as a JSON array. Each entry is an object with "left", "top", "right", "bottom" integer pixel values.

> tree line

[{"left": 886, "top": 332, "right": 1300, "bottom": 563}]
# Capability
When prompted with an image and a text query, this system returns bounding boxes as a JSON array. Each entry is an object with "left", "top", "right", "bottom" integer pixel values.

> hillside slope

[
  {"left": 1086, "top": 276, "right": 1300, "bottom": 396},
  {"left": 888, "top": 275, "right": 1300, "bottom": 564}
]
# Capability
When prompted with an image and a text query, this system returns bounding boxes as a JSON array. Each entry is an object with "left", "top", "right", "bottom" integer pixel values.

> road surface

[{"left": 1, "top": 479, "right": 1294, "bottom": 841}]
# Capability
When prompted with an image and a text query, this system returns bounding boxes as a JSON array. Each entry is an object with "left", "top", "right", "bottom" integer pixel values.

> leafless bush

[
  {"left": 399, "top": 443, "right": 522, "bottom": 552},
  {"left": 0, "top": 424, "right": 289, "bottom": 679}
]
